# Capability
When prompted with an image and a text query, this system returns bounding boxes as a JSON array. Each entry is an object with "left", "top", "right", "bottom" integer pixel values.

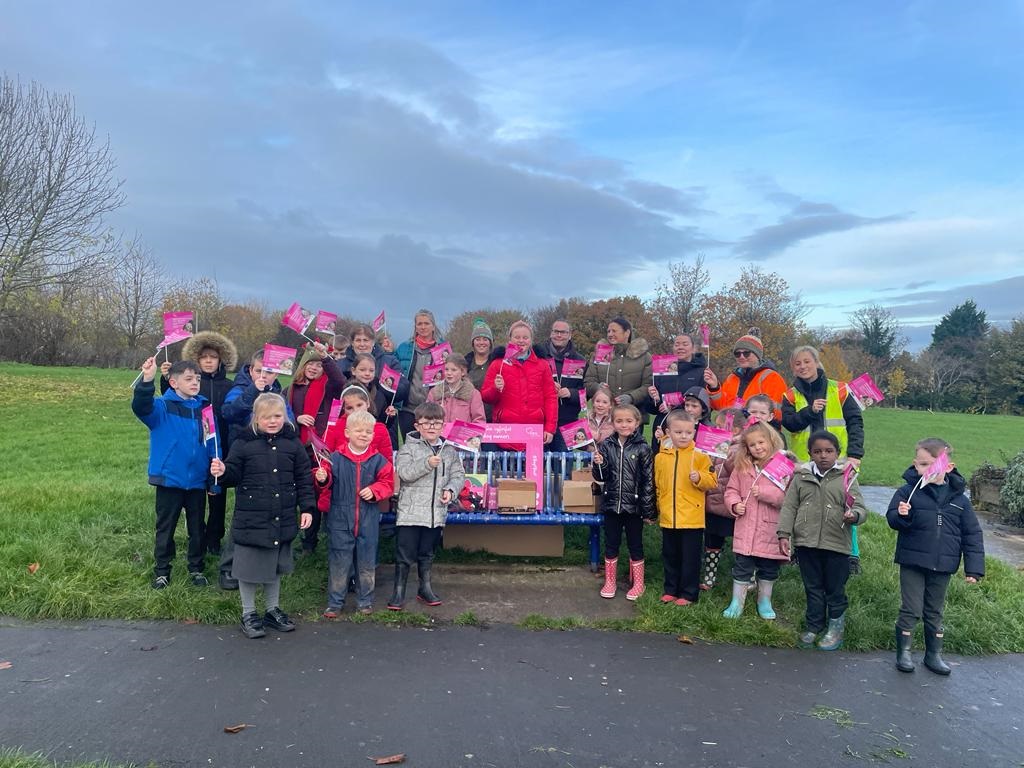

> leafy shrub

[{"left": 999, "top": 451, "right": 1024, "bottom": 527}]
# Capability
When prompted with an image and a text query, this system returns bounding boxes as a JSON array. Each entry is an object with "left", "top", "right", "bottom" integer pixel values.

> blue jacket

[
  {"left": 887, "top": 468, "right": 985, "bottom": 577},
  {"left": 222, "top": 364, "right": 291, "bottom": 445},
  {"left": 394, "top": 335, "right": 447, "bottom": 378},
  {"left": 132, "top": 380, "right": 209, "bottom": 490}
]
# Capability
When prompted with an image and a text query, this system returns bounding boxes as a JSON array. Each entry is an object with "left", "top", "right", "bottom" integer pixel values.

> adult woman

[
  {"left": 704, "top": 331, "right": 787, "bottom": 420},
  {"left": 394, "top": 310, "right": 446, "bottom": 439},
  {"left": 464, "top": 318, "right": 494, "bottom": 420},
  {"left": 337, "top": 324, "right": 402, "bottom": 378},
  {"left": 481, "top": 321, "right": 557, "bottom": 445},
  {"left": 584, "top": 317, "right": 653, "bottom": 416},
  {"left": 646, "top": 332, "right": 706, "bottom": 432}
]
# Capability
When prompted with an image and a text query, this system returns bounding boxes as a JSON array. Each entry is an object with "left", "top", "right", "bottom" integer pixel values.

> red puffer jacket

[{"left": 481, "top": 346, "right": 558, "bottom": 435}]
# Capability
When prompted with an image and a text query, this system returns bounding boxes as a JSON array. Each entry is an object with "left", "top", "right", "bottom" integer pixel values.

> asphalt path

[{"left": 2, "top": 619, "right": 1022, "bottom": 767}]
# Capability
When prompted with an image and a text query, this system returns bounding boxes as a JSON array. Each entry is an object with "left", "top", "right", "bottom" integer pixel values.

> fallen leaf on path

[
  {"left": 223, "top": 724, "right": 250, "bottom": 734},
  {"left": 677, "top": 635, "right": 694, "bottom": 644},
  {"left": 140, "top": 645, "right": 158, "bottom": 652},
  {"left": 182, "top": 618, "right": 199, "bottom": 625},
  {"left": 370, "top": 754, "right": 406, "bottom": 765},
  {"left": 27, "top": 562, "right": 40, "bottom": 574},
  {"left": 0, "top": 661, "right": 12, "bottom": 670}
]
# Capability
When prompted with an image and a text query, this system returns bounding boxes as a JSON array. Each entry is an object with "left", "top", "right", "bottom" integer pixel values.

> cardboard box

[
  {"left": 561, "top": 479, "right": 596, "bottom": 513},
  {"left": 571, "top": 469, "right": 593, "bottom": 483},
  {"left": 497, "top": 478, "right": 538, "bottom": 512},
  {"left": 443, "top": 525, "right": 564, "bottom": 557}
]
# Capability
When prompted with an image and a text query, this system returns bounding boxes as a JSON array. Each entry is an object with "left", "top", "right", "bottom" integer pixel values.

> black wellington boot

[
  {"left": 923, "top": 628, "right": 951, "bottom": 675},
  {"left": 387, "top": 564, "right": 410, "bottom": 611},
  {"left": 895, "top": 626, "right": 915, "bottom": 673},
  {"left": 416, "top": 558, "right": 442, "bottom": 606}
]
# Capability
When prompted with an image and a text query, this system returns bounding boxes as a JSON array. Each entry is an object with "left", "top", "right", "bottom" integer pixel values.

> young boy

[
  {"left": 654, "top": 411, "right": 718, "bottom": 605},
  {"left": 388, "top": 402, "right": 465, "bottom": 610},
  {"left": 131, "top": 357, "right": 211, "bottom": 589},
  {"left": 320, "top": 410, "right": 394, "bottom": 617}
]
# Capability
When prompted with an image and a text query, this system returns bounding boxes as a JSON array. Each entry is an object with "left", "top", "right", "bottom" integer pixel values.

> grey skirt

[{"left": 231, "top": 541, "right": 295, "bottom": 583}]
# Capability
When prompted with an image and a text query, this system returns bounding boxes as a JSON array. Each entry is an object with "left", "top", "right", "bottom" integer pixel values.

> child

[
  {"left": 347, "top": 352, "right": 404, "bottom": 450},
  {"left": 587, "top": 384, "right": 616, "bottom": 444},
  {"left": 389, "top": 402, "right": 466, "bottom": 610},
  {"left": 428, "top": 356, "right": 486, "bottom": 424},
  {"left": 654, "top": 385, "right": 713, "bottom": 449},
  {"left": 325, "top": 385, "right": 394, "bottom": 460},
  {"left": 701, "top": 407, "right": 745, "bottom": 591},
  {"left": 722, "top": 422, "right": 789, "bottom": 619},
  {"left": 592, "top": 404, "right": 656, "bottom": 600},
  {"left": 654, "top": 411, "right": 717, "bottom": 605},
  {"left": 132, "top": 358, "right": 210, "bottom": 589},
  {"left": 745, "top": 394, "right": 787, "bottom": 446},
  {"left": 210, "top": 394, "right": 315, "bottom": 638},
  {"left": 887, "top": 439, "right": 984, "bottom": 675},
  {"left": 778, "top": 431, "right": 868, "bottom": 651},
  {"left": 320, "top": 410, "right": 395, "bottom": 616}
]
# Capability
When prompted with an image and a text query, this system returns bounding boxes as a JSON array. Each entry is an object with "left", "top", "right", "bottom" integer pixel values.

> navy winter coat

[
  {"left": 886, "top": 467, "right": 985, "bottom": 577},
  {"left": 219, "top": 423, "right": 315, "bottom": 549},
  {"left": 221, "top": 364, "right": 289, "bottom": 445}
]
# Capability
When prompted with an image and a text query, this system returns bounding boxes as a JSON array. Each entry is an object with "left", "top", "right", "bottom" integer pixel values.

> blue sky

[{"left": 5, "top": 1, "right": 1023, "bottom": 349}]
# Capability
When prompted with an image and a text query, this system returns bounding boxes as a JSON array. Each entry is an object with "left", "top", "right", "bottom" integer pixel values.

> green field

[{"left": 2, "top": 362, "right": 1022, "bottom": 654}]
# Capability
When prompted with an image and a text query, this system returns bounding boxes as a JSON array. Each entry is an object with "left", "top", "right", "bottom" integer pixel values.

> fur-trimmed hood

[
  {"left": 182, "top": 331, "right": 238, "bottom": 372},
  {"left": 614, "top": 337, "right": 650, "bottom": 359}
]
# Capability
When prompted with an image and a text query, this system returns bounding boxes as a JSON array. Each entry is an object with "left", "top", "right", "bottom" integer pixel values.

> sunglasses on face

[{"left": 734, "top": 350, "right": 755, "bottom": 358}]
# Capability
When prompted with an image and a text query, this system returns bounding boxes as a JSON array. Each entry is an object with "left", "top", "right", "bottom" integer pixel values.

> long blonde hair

[{"left": 734, "top": 421, "right": 784, "bottom": 473}]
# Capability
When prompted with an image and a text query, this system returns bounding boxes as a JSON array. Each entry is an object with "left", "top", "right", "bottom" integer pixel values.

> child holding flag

[{"left": 886, "top": 439, "right": 984, "bottom": 675}]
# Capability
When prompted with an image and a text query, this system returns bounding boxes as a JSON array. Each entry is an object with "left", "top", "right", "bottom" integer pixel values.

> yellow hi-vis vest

[{"left": 789, "top": 379, "right": 848, "bottom": 461}]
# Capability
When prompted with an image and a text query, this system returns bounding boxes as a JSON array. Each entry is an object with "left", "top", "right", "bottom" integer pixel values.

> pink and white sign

[
  {"left": 502, "top": 343, "right": 523, "bottom": 364},
  {"left": 579, "top": 389, "right": 588, "bottom": 414},
  {"left": 694, "top": 424, "right": 732, "bottom": 459},
  {"left": 662, "top": 391, "right": 684, "bottom": 408},
  {"left": 327, "top": 398, "right": 343, "bottom": 427},
  {"left": 372, "top": 310, "right": 387, "bottom": 333},
  {"left": 281, "top": 302, "right": 313, "bottom": 335},
  {"left": 849, "top": 373, "right": 885, "bottom": 409},
  {"left": 430, "top": 342, "right": 453, "bottom": 366},
  {"left": 652, "top": 354, "right": 678, "bottom": 377},
  {"left": 308, "top": 431, "right": 331, "bottom": 467},
  {"left": 700, "top": 324, "right": 711, "bottom": 348},
  {"left": 314, "top": 310, "right": 338, "bottom": 335},
  {"left": 480, "top": 423, "right": 545, "bottom": 509},
  {"left": 923, "top": 450, "right": 951, "bottom": 485},
  {"left": 262, "top": 344, "right": 297, "bottom": 375},
  {"left": 201, "top": 405, "right": 217, "bottom": 445},
  {"left": 761, "top": 452, "right": 796, "bottom": 490},
  {"left": 593, "top": 343, "right": 613, "bottom": 365},
  {"left": 442, "top": 420, "right": 487, "bottom": 453},
  {"left": 559, "top": 358, "right": 586, "bottom": 380},
  {"left": 159, "top": 311, "right": 194, "bottom": 348},
  {"left": 560, "top": 419, "right": 594, "bottom": 450},
  {"left": 379, "top": 364, "right": 402, "bottom": 393},
  {"left": 422, "top": 362, "right": 446, "bottom": 387}
]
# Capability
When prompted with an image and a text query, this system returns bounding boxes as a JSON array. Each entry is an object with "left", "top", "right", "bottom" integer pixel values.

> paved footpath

[{"left": 2, "top": 619, "right": 1022, "bottom": 767}]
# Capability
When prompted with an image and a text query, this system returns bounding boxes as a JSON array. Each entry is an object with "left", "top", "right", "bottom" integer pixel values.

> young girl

[
  {"left": 211, "top": 394, "right": 314, "bottom": 639},
  {"left": 745, "top": 394, "right": 787, "bottom": 446},
  {"left": 349, "top": 353, "right": 402, "bottom": 450},
  {"left": 428, "top": 356, "right": 486, "bottom": 424},
  {"left": 887, "top": 439, "right": 984, "bottom": 675},
  {"left": 778, "top": 431, "right": 868, "bottom": 651},
  {"left": 701, "top": 407, "right": 745, "bottom": 591},
  {"left": 722, "top": 422, "right": 789, "bottom": 619},
  {"left": 587, "top": 385, "right": 616, "bottom": 444},
  {"left": 325, "top": 385, "right": 394, "bottom": 461},
  {"left": 592, "top": 404, "right": 655, "bottom": 601}
]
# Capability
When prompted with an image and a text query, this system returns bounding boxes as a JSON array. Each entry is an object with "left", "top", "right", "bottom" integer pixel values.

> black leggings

[{"left": 604, "top": 512, "right": 645, "bottom": 561}]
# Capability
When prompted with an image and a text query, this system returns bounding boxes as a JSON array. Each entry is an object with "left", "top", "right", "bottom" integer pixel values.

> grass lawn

[
  {"left": 0, "top": 750, "right": 149, "bottom": 768},
  {"left": 2, "top": 362, "right": 1023, "bottom": 654}
]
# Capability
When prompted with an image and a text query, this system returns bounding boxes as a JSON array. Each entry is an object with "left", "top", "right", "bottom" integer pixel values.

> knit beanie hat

[
  {"left": 471, "top": 317, "right": 493, "bottom": 342},
  {"left": 295, "top": 344, "right": 324, "bottom": 380},
  {"left": 733, "top": 332, "right": 764, "bottom": 359}
]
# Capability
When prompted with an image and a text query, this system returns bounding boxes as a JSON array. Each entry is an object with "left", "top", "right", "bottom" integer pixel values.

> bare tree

[
  {"left": 0, "top": 76, "right": 124, "bottom": 318},
  {"left": 110, "top": 236, "right": 167, "bottom": 353},
  {"left": 648, "top": 253, "right": 711, "bottom": 348}
]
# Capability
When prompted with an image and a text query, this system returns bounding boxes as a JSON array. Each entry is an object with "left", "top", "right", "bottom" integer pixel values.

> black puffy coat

[
  {"left": 537, "top": 340, "right": 588, "bottom": 427},
  {"left": 646, "top": 352, "right": 707, "bottom": 415},
  {"left": 593, "top": 428, "right": 655, "bottom": 519},
  {"left": 219, "top": 423, "right": 315, "bottom": 549},
  {"left": 886, "top": 467, "right": 985, "bottom": 577}
]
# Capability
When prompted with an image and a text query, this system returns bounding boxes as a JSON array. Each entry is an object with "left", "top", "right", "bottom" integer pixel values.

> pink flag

[
  {"left": 314, "top": 310, "right": 338, "bottom": 335},
  {"left": 700, "top": 324, "right": 710, "bottom": 348},
  {"left": 262, "top": 344, "right": 297, "bottom": 375},
  {"left": 723, "top": 412, "right": 735, "bottom": 432},
  {"left": 761, "top": 452, "right": 796, "bottom": 490},
  {"left": 662, "top": 391, "right": 684, "bottom": 408},
  {"left": 560, "top": 358, "right": 586, "bottom": 379},
  {"left": 502, "top": 343, "right": 523, "bottom": 363},
  {"left": 579, "top": 389, "right": 588, "bottom": 413},
  {"left": 848, "top": 373, "right": 885, "bottom": 409},
  {"left": 201, "top": 405, "right": 216, "bottom": 444},
  {"left": 842, "top": 463, "right": 859, "bottom": 511},
  {"left": 546, "top": 358, "right": 557, "bottom": 376},
  {"left": 281, "top": 302, "right": 314, "bottom": 336},
  {"left": 159, "top": 311, "right": 194, "bottom": 348},
  {"left": 694, "top": 424, "right": 732, "bottom": 459},
  {"left": 430, "top": 342, "right": 453, "bottom": 366},
  {"left": 372, "top": 310, "right": 387, "bottom": 333},
  {"left": 327, "top": 399, "right": 343, "bottom": 427},
  {"left": 442, "top": 420, "right": 487, "bottom": 453},
  {"left": 923, "top": 450, "right": 951, "bottom": 485},
  {"left": 559, "top": 419, "right": 594, "bottom": 450},
  {"left": 422, "top": 362, "right": 446, "bottom": 387},
  {"left": 308, "top": 431, "right": 331, "bottom": 468},
  {"left": 593, "top": 343, "right": 613, "bottom": 365},
  {"left": 652, "top": 354, "right": 677, "bottom": 377},
  {"left": 379, "top": 364, "right": 402, "bottom": 393}
]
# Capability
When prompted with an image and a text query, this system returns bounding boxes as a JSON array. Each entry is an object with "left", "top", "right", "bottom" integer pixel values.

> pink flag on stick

[
  {"left": 430, "top": 342, "right": 453, "bottom": 366},
  {"left": 579, "top": 389, "right": 588, "bottom": 414},
  {"left": 652, "top": 354, "right": 677, "bottom": 377},
  {"left": 848, "top": 373, "right": 885, "bottom": 409},
  {"left": 327, "top": 399, "right": 343, "bottom": 427},
  {"left": 314, "top": 310, "right": 338, "bottom": 335},
  {"left": 281, "top": 302, "right": 314, "bottom": 337},
  {"left": 593, "top": 343, "right": 613, "bottom": 364},
  {"left": 262, "top": 344, "right": 297, "bottom": 375},
  {"left": 694, "top": 424, "right": 732, "bottom": 459},
  {"left": 502, "top": 343, "right": 523, "bottom": 364},
  {"left": 201, "top": 405, "right": 216, "bottom": 444},
  {"left": 546, "top": 358, "right": 558, "bottom": 377},
  {"left": 560, "top": 358, "right": 586, "bottom": 379},
  {"left": 761, "top": 452, "right": 796, "bottom": 490},
  {"left": 379, "top": 364, "right": 402, "bottom": 394},
  {"left": 700, "top": 324, "right": 710, "bottom": 348},
  {"left": 923, "top": 450, "right": 951, "bottom": 485},
  {"left": 723, "top": 412, "right": 735, "bottom": 432},
  {"left": 442, "top": 420, "right": 487, "bottom": 453},
  {"left": 422, "top": 362, "right": 446, "bottom": 387},
  {"left": 372, "top": 310, "right": 387, "bottom": 333},
  {"left": 159, "top": 311, "right": 194, "bottom": 348},
  {"left": 308, "top": 431, "right": 331, "bottom": 468},
  {"left": 560, "top": 419, "right": 595, "bottom": 450},
  {"left": 662, "top": 391, "right": 684, "bottom": 408}
]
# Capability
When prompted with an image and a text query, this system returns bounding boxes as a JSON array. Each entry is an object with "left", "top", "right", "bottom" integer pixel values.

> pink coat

[
  {"left": 427, "top": 379, "right": 486, "bottom": 424},
  {"left": 724, "top": 463, "right": 789, "bottom": 560}
]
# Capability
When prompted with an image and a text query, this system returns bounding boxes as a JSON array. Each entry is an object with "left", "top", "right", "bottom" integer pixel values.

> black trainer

[
  {"left": 219, "top": 571, "right": 239, "bottom": 590},
  {"left": 189, "top": 572, "right": 209, "bottom": 587},
  {"left": 151, "top": 575, "right": 170, "bottom": 590},
  {"left": 263, "top": 607, "right": 295, "bottom": 632},
  {"left": 240, "top": 612, "right": 266, "bottom": 639}
]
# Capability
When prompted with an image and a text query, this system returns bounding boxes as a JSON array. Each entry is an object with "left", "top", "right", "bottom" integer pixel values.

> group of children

[{"left": 133, "top": 337, "right": 985, "bottom": 674}]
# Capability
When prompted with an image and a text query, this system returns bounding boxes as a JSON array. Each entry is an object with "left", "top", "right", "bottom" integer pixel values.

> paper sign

[
  {"left": 652, "top": 354, "right": 678, "bottom": 377},
  {"left": 662, "top": 391, "right": 684, "bottom": 408},
  {"left": 842, "top": 463, "right": 858, "bottom": 511},
  {"left": 502, "top": 343, "right": 523, "bottom": 363},
  {"left": 379, "top": 364, "right": 402, "bottom": 393},
  {"left": 422, "top": 362, "right": 446, "bottom": 387},
  {"left": 430, "top": 342, "right": 453, "bottom": 366},
  {"left": 372, "top": 310, "right": 387, "bottom": 333},
  {"left": 327, "top": 399, "right": 343, "bottom": 427},
  {"left": 559, "top": 419, "right": 594, "bottom": 450},
  {"left": 593, "top": 343, "right": 613, "bottom": 365},
  {"left": 480, "top": 423, "right": 546, "bottom": 509},
  {"left": 849, "top": 373, "right": 885, "bottom": 409},
  {"left": 694, "top": 424, "right": 732, "bottom": 459},
  {"left": 281, "top": 302, "right": 313, "bottom": 335},
  {"left": 700, "top": 324, "right": 710, "bottom": 348},
  {"left": 923, "top": 450, "right": 951, "bottom": 485},
  {"left": 761, "top": 452, "right": 796, "bottom": 490},
  {"left": 201, "top": 405, "right": 216, "bottom": 443},
  {"left": 262, "top": 344, "right": 297, "bottom": 375},
  {"left": 442, "top": 420, "right": 486, "bottom": 453},
  {"left": 314, "top": 310, "right": 338, "bottom": 335},
  {"left": 559, "top": 358, "right": 586, "bottom": 380},
  {"left": 163, "top": 311, "right": 194, "bottom": 336}
]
